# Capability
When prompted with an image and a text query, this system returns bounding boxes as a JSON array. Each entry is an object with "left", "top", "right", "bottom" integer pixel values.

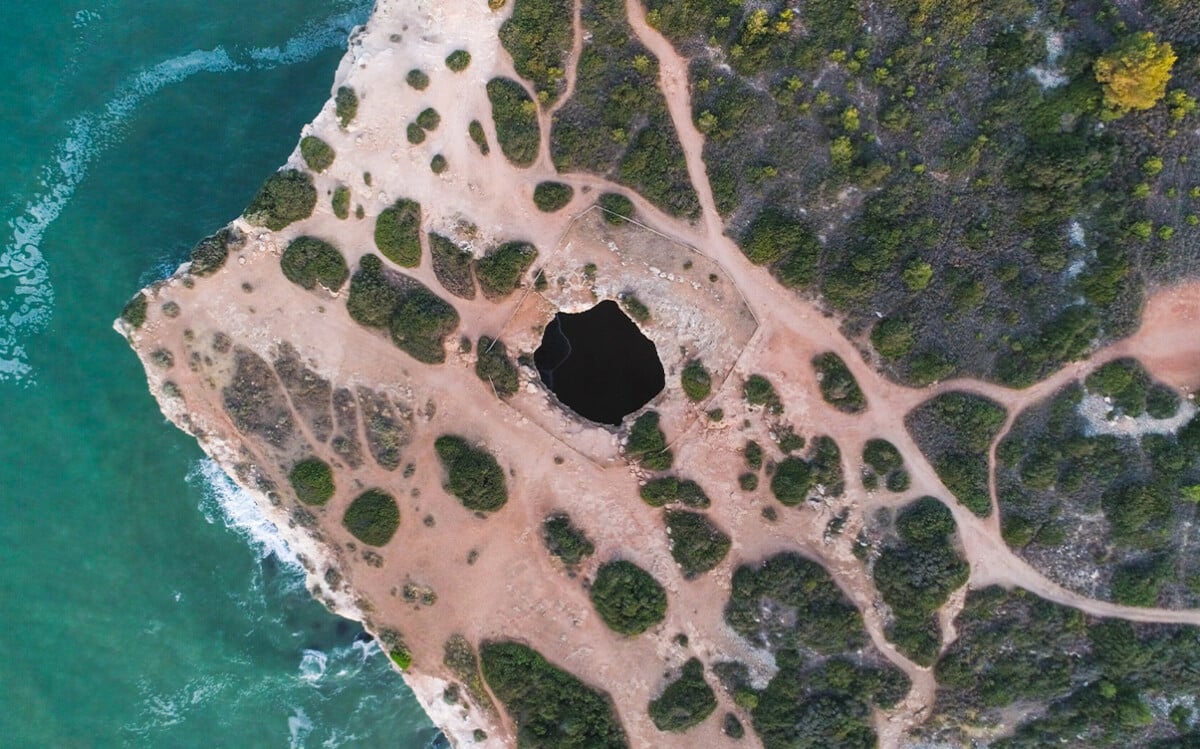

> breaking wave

[{"left": 187, "top": 457, "right": 299, "bottom": 569}]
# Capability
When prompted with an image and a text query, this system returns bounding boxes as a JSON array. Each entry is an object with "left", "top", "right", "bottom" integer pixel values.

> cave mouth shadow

[{"left": 533, "top": 300, "right": 666, "bottom": 426}]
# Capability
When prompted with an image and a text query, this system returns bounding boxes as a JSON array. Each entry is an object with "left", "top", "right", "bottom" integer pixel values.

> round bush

[
  {"left": 299, "top": 135, "right": 335, "bottom": 172},
  {"left": 374, "top": 199, "right": 422, "bottom": 267},
  {"left": 680, "top": 359, "right": 711, "bottom": 401},
  {"left": 589, "top": 560, "right": 667, "bottom": 635},
  {"left": 280, "top": 236, "right": 348, "bottom": 291},
  {"left": 445, "top": 49, "right": 471, "bottom": 72},
  {"left": 771, "top": 457, "right": 813, "bottom": 506},
  {"left": 416, "top": 107, "right": 441, "bottom": 131},
  {"left": 288, "top": 457, "right": 335, "bottom": 505},
  {"left": 533, "top": 181, "right": 574, "bottom": 212},
  {"left": 343, "top": 489, "right": 400, "bottom": 546},
  {"left": 434, "top": 435, "right": 508, "bottom": 512},
  {"left": 244, "top": 169, "right": 317, "bottom": 231},
  {"left": 406, "top": 69, "right": 430, "bottom": 90},
  {"left": 406, "top": 123, "right": 426, "bottom": 144},
  {"left": 430, "top": 154, "right": 448, "bottom": 174},
  {"left": 598, "top": 192, "right": 634, "bottom": 224}
]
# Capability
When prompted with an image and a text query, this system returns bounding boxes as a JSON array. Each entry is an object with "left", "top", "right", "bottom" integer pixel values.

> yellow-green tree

[{"left": 1094, "top": 32, "right": 1177, "bottom": 115}]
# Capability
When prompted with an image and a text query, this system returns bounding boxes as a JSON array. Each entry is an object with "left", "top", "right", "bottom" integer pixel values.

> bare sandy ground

[{"left": 120, "top": 1, "right": 1200, "bottom": 747}]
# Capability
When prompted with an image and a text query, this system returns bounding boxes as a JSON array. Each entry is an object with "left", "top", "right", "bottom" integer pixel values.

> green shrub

[
  {"left": 590, "top": 560, "right": 667, "bottom": 635},
  {"left": 680, "top": 359, "right": 711, "bottom": 401},
  {"left": 443, "top": 635, "right": 494, "bottom": 715},
  {"left": 244, "top": 169, "right": 317, "bottom": 230},
  {"left": 744, "top": 440, "right": 763, "bottom": 470},
  {"left": 416, "top": 107, "right": 441, "bottom": 131},
  {"left": 121, "top": 293, "right": 148, "bottom": 329},
  {"left": 771, "top": 457, "right": 813, "bottom": 506},
  {"left": 598, "top": 192, "right": 635, "bottom": 223},
  {"left": 813, "top": 352, "right": 867, "bottom": 413},
  {"left": 299, "top": 135, "right": 335, "bottom": 172},
  {"left": 346, "top": 254, "right": 459, "bottom": 363},
  {"left": 475, "top": 336, "right": 519, "bottom": 398},
  {"left": 533, "top": 181, "right": 574, "bottom": 212},
  {"left": 743, "top": 374, "right": 782, "bottom": 413},
  {"left": 468, "top": 120, "right": 490, "bottom": 155},
  {"left": 280, "top": 236, "right": 348, "bottom": 292},
  {"left": 343, "top": 489, "right": 400, "bottom": 546},
  {"left": 331, "top": 185, "right": 350, "bottom": 219},
  {"left": 724, "top": 713, "right": 745, "bottom": 739},
  {"left": 445, "top": 49, "right": 471, "bottom": 72},
  {"left": 639, "top": 476, "right": 710, "bottom": 508},
  {"left": 497, "top": 0, "right": 572, "bottom": 101},
  {"left": 871, "top": 318, "right": 915, "bottom": 360},
  {"left": 475, "top": 241, "right": 537, "bottom": 298},
  {"left": 1110, "top": 555, "right": 1171, "bottom": 606},
  {"left": 907, "top": 392, "right": 1006, "bottom": 516},
  {"left": 189, "top": 227, "right": 233, "bottom": 276},
  {"left": 627, "top": 411, "right": 673, "bottom": 470},
  {"left": 335, "top": 86, "right": 358, "bottom": 128},
  {"left": 288, "top": 457, "right": 335, "bottom": 505},
  {"left": 487, "top": 77, "right": 540, "bottom": 167},
  {"left": 620, "top": 293, "right": 650, "bottom": 323},
  {"left": 479, "top": 642, "right": 627, "bottom": 749},
  {"left": 740, "top": 208, "right": 819, "bottom": 269},
  {"left": 665, "top": 510, "right": 731, "bottom": 577},
  {"left": 406, "top": 69, "right": 430, "bottom": 89},
  {"left": 430, "top": 154, "right": 448, "bottom": 174},
  {"left": 434, "top": 435, "right": 508, "bottom": 512},
  {"left": 1145, "top": 384, "right": 1180, "bottom": 419},
  {"left": 543, "top": 512, "right": 595, "bottom": 566},
  {"left": 863, "top": 439, "right": 902, "bottom": 474},
  {"left": 374, "top": 199, "right": 422, "bottom": 267},
  {"left": 406, "top": 123, "right": 425, "bottom": 144},
  {"left": 1102, "top": 482, "right": 1172, "bottom": 549},
  {"left": 429, "top": 233, "right": 476, "bottom": 299},
  {"left": 346, "top": 254, "right": 402, "bottom": 327},
  {"left": 649, "top": 658, "right": 717, "bottom": 731},
  {"left": 739, "top": 472, "right": 758, "bottom": 491}
]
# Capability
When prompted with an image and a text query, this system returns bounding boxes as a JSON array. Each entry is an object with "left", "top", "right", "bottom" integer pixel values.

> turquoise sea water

[{"left": 0, "top": 2, "right": 436, "bottom": 745}]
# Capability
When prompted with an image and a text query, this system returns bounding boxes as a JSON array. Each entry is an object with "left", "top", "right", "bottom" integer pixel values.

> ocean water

[{"left": 0, "top": 1, "right": 437, "bottom": 746}]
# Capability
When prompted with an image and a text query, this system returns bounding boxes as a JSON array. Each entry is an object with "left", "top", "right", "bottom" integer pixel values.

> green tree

[{"left": 1095, "top": 32, "right": 1176, "bottom": 114}]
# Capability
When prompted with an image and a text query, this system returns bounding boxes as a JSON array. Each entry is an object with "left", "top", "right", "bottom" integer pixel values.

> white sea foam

[
  {"left": 299, "top": 649, "right": 329, "bottom": 683},
  {"left": 188, "top": 458, "right": 299, "bottom": 568},
  {"left": 0, "top": 4, "right": 369, "bottom": 382},
  {"left": 288, "top": 707, "right": 315, "bottom": 749}
]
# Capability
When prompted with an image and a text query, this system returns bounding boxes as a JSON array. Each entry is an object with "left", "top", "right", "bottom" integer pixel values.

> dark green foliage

[
  {"left": 430, "top": 154, "right": 447, "bottom": 174},
  {"left": 744, "top": 440, "right": 763, "bottom": 470},
  {"left": 467, "top": 120, "right": 490, "bottom": 155},
  {"left": 1085, "top": 358, "right": 1166, "bottom": 418},
  {"left": 665, "top": 510, "right": 730, "bottom": 578},
  {"left": 188, "top": 227, "right": 233, "bottom": 276},
  {"left": 416, "top": 107, "right": 441, "bottom": 131},
  {"left": 434, "top": 435, "right": 508, "bottom": 512},
  {"left": 542, "top": 512, "right": 595, "bottom": 566},
  {"left": 1110, "top": 555, "right": 1171, "bottom": 606},
  {"left": 639, "top": 476, "right": 710, "bottom": 508},
  {"left": 598, "top": 192, "right": 634, "bottom": 223},
  {"left": 121, "top": 293, "right": 148, "bottom": 328},
  {"left": 474, "top": 241, "right": 537, "bottom": 299},
  {"left": 812, "top": 352, "right": 866, "bottom": 414},
  {"left": 346, "top": 254, "right": 401, "bottom": 327},
  {"left": 346, "top": 254, "right": 458, "bottom": 363},
  {"left": 726, "top": 552, "right": 865, "bottom": 654},
  {"left": 589, "top": 560, "right": 667, "bottom": 635},
  {"left": 331, "top": 185, "right": 350, "bottom": 219},
  {"left": 617, "top": 115, "right": 700, "bottom": 218},
  {"left": 299, "top": 135, "right": 334, "bottom": 172},
  {"left": 739, "top": 472, "right": 758, "bottom": 491},
  {"left": 724, "top": 713, "right": 745, "bottom": 739},
  {"left": 244, "top": 169, "right": 317, "bottom": 231},
  {"left": 863, "top": 439, "right": 902, "bottom": 475},
  {"left": 680, "top": 359, "right": 711, "bottom": 401},
  {"left": 445, "top": 49, "right": 471, "bottom": 72},
  {"left": 743, "top": 374, "right": 782, "bottom": 413},
  {"left": 428, "top": 233, "right": 476, "bottom": 299},
  {"left": 280, "top": 236, "right": 348, "bottom": 292},
  {"left": 374, "top": 199, "right": 422, "bottom": 267},
  {"left": 342, "top": 489, "right": 400, "bottom": 546},
  {"left": 907, "top": 392, "right": 1006, "bottom": 516},
  {"left": 475, "top": 336, "right": 519, "bottom": 398},
  {"left": 648, "top": 658, "right": 717, "bottom": 731},
  {"left": 288, "top": 457, "right": 335, "bottom": 506},
  {"left": 486, "top": 77, "right": 540, "bottom": 167},
  {"left": 771, "top": 458, "right": 812, "bottom": 507},
  {"left": 335, "top": 86, "right": 358, "bottom": 128},
  {"left": 627, "top": 411, "right": 673, "bottom": 470},
  {"left": 406, "top": 69, "right": 429, "bottom": 90},
  {"left": 1146, "top": 384, "right": 1181, "bottom": 419},
  {"left": 619, "top": 293, "right": 650, "bottom": 323},
  {"left": 1102, "top": 482, "right": 1173, "bottom": 550},
  {"left": 740, "top": 209, "right": 820, "bottom": 288},
  {"left": 533, "top": 181, "right": 574, "bottom": 212},
  {"left": 498, "top": 0, "right": 572, "bottom": 101},
  {"left": 875, "top": 497, "right": 968, "bottom": 664},
  {"left": 479, "top": 642, "right": 627, "bottom": 749},
  {"left": 406, "top": 123, "right": 425, "bottom": 144}
]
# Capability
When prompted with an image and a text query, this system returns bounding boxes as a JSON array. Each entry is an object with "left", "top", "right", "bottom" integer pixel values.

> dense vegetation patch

[
  {"left": 590, "top": 560, "right": 667, "bottom": 635},
  {"left": 497, "top": 0, "right": 572, "bottom": 102},
  {"left": 648, "top": 658, "right": 717, "bottom": 732},
  {"left": 443, "top": 635, "right": 495, "bottom": 715},
  {"left": 812, "top": 352, "right": 866, "bottom": 414},
  {"left": 416, "top": 107, "right": 440, "bottom": 131},
  {"left": 486, "top": 77, "right": 540, "bottom": 167},
  {"left": 907, "top": 391, "right": 1006, "bottom": 516},
  {"left": 533, "top": 181, "right": 574, "bottom": 212},
  {"left": 679, "top": 359, "right": 711, "bottom": 402},
  {"left": 188, "top": 227, "right": 235, "bottom": 276},
  {"left": 1085, "top": 358, "right": 1179, "bottom": 419},
  {"left": 743, "top": 374, "right": 782, "bottom": 413},
  {"left": 121, "top": 293, "right": 148, "bottom": 329},
  {"left": 626, "top": 410, "right": 673, "bottom": 470},
  {"left": 342, "top": 489, "right": 399, "bottom": 546},
  {"left": 468, "top": 120, "right": 490, "bottom": 155},
  {"left": 479, "top": 641, "right": 627, "bottom": 749},
  {"left": 288, "top": 457, "right": 335, "bottom": 506},
  {"left": 542, "top": 512, "right": 595, "bottom": 566},
  {"left": 433, "top": 435, "right": 508, "bottom": 512},
  {"left": 474, "top": 241, "right": 537, "bottom": 299},
  {"left": 862, "top": 438, "right": 909, "bottom": 493},
  {"left": 428, "top": 233, "right": 476, "bottom": 299},
  {"left": 771, "top": 457, "right": 812, "bottom": 506},
  {"left": 430, "top": 154, "right": 447, "bottom": 174},
  {"left": 405, "top": 69, "right": 429, "bottom": 90},
  {"left": 597, "top": 192, "right": 634, "bottom": 223},
  {"left": 474, "top": 335, "right": 519, "bottom": 398},
  {"left": 406, "top": 123, "right": 425, "bottom": 144},
  {"left": 374, "top": 199, "right": 422, "bottom": 267},
  {"left": 243, "top": 169, "right": 316, "bottom": 231},
  {"left": 738, "top": 209, "right": 821, "bottom": 289},
  {"left": 619, "top": 293, "right": 650, "bottom": 324},
  {"left": 331, "top": 185, "right": 350, "bottom": 219},
  {"left": 664, "top": 510, "right": 730, "bottom": 578},
  {"left": 280, "top": 236, "right": 348, "bottom": 292},
  {"left": 445, "top": 49, "right": 471, "bottom": 72},
  {"left": 639, "top": 476, "right": 709, "bottom": 508},
  {"left": 299, "top": 135, "right": 335, "bottom": 172},
  {"left": 874, "top": 497, "right": 969, "bottom": 664},
  {"left": 334, "top": 86, "right": 357, "bottom": 128},
  {"left": 346, "top": 254, "right": 458, "bottom": 363}
]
